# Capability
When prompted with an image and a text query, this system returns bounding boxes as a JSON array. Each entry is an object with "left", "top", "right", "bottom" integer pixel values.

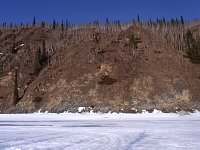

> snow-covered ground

[{"left": 0, "top": 112, "right": 200, "bottom": 150}]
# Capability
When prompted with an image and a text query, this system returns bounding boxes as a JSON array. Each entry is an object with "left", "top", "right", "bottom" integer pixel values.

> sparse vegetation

[{"left": 0, "top": 17, "right": 200, "bottom": 113}]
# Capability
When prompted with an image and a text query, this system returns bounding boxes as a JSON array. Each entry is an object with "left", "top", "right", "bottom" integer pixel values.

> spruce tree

[
  {"left": 32, "top": 16, "right": 36, "bottom": 27},
  {"left": 185, "top": 30, "right": 200, "bottom": 64},
  {"left": 33, "top": 44, "right": 48, "bottom": 75},
  {"left": 61, "top": 20, "right": 64, "bottom": 31},
  {"left": 137, "top": 14, "right": 141, "bottom": 25},
  {"left": 41, "top": 21, "right": 45, "bottom": 28},
  {"left": 52, "top": 19, "right": 56, "bottom": 30},
  {"left": 181, "top": 16, "right": 184, "bottom": 25},
  {"left": 130, "top": 34, "right": 139, "bottom": 49},
  {"left": 65, "top": 20, "right": 69, "bottom": 31},
  {"left": 185, "top": 30, "right": 194, "bottom": 50},
  {"left": 192, "top": 38, "right": 200, "bottom": 64},
  {"left": 13, "top": 69, "right": 19, "bottom": 105},
  {"left": 33, "top": 48, "right": 42, "bottom": 75},
  {"left": 10, "top": 22, "right": 13, "bottom": 30},
  {"left": 41, "top": 40, "right": 48, "bottom": 66},
  {"left": 106, "top": 18, "right": 109, "bottom": 25}
]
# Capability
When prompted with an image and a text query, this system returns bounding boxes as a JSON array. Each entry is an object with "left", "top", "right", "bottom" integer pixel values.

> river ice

[{"left": 0, "top": 112, "right": 200, "bottom": 150}]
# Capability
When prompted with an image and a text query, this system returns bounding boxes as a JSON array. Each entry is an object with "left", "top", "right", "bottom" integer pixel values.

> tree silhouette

[
  {"left": 32, "top": 16, "right": 36, "bottom": 27},
  {"left": 181, "top": 16, "right": 184, "bottom": 25},
  {"left": 41, "top": 21, "right": 45, "bottom": 28},
  {"left": 61, "top": 20, "right": 64, "bottom": 31},
  {"left": 13, "top": 68, "right": 19, "bottom": 105},
  {"left": 52, "top": 19, "right": 56, "bottom": 30},
  {"left": 137, "top": 14, "right": 140, "bottom": 23},
  {"left": 41, "top": 40, "right": 48, "bottom": 66}
]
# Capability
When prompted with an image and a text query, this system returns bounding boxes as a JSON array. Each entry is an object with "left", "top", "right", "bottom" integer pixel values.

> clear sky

[{"left": 0, "top": 0, "right": 199, "bottom": 24}]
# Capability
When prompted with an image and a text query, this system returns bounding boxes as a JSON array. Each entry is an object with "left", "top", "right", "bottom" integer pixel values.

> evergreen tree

[
  {"left": 132, "top": 19, "right": 135, "bottom": 24},
  {"left": 106, "top": 18, "right": 109, "bottom": 25},
  {"left": 185, "top": 30, "right": 200, "bottom": 64},
  {"left": 105, "top": 18, "right": 110, "bottom": 33},
  {"left": 33, "top": 48, "right": 42, "bottom": 75},
  {"left": 148, "top": 18, "right": 152, "bottom": 26},
  {"left": 129, "top": 34, "right": 139, "bottom": 49},
  {"left": 175, "top": 18, "right": 179, "bottom": 25},
  {"left": 192, "top": 38, "right": 200, "bottom": 64},
  {"left": 65, "top": 20, "right": 69, "bottom": 31},
  {"left": 162, "top": 17, "right": 166, "bottom": 25},
  {"left": 137, "top": 14, "right": 141, "bottom": 24},
  {"left": 61, "top": 20, "right": 64, "bottom": 31},
  {"left": 41, "top": 21, "right": 45, "bottom": 28},
  {"left": 20, "top": 22, "right": 23, "bottom": 29},
  {"left": 13, "top": 69, "right": 19, "bottom": 105},
  {"left": 181, "top": 16, "right": 184, "bottom": 25},
  {"left": 33, "top": 43, "right": 48, "bottom": 75},
  {"left": 41, "top": 40, "right": 48, "bottom": 66},
  {"left": 11, "top": 35, "right": 17, "bottom": 54},
  {"left": 10, "top": 22, "right": 13, "bottom": 30},
  {"left": 185, "top": 30, "right": 194, "bottom": 50},
  {"left": 171, "top": 18, "right": 175, "bottom": 25},
  {"left": 32, "top": 16, "right": 36, "bottom": 27},
  {"left": 52, "top": 19, "right": 56, "bottom": 30}
]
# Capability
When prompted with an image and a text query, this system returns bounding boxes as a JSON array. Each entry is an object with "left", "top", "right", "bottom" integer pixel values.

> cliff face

[{"left": 0, "top": 25, "right": 200, "bottom": 113}]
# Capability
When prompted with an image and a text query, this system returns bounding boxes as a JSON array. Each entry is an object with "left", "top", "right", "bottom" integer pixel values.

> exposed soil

[{"left": 0, "top": 25, "right": 200, "bottom": 113}]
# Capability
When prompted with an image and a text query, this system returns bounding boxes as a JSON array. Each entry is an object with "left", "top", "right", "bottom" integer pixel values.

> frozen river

[{"left": 0, "top": 112, "right": 200, "bottom": 150}]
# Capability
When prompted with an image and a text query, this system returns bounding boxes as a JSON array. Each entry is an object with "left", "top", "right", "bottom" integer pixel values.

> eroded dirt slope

[{"left": 0, "top": 25, "right": 200, "bottom": 113}]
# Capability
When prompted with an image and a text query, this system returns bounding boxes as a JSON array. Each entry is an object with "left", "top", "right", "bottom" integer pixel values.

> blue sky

[{"left": 0, "top": 0, "right": 199, "bottom": 24}]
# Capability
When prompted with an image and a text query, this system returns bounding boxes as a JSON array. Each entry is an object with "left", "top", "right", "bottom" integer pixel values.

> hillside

[{"left": 0, "top": 22, "right": 200, "bottom": 113}]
